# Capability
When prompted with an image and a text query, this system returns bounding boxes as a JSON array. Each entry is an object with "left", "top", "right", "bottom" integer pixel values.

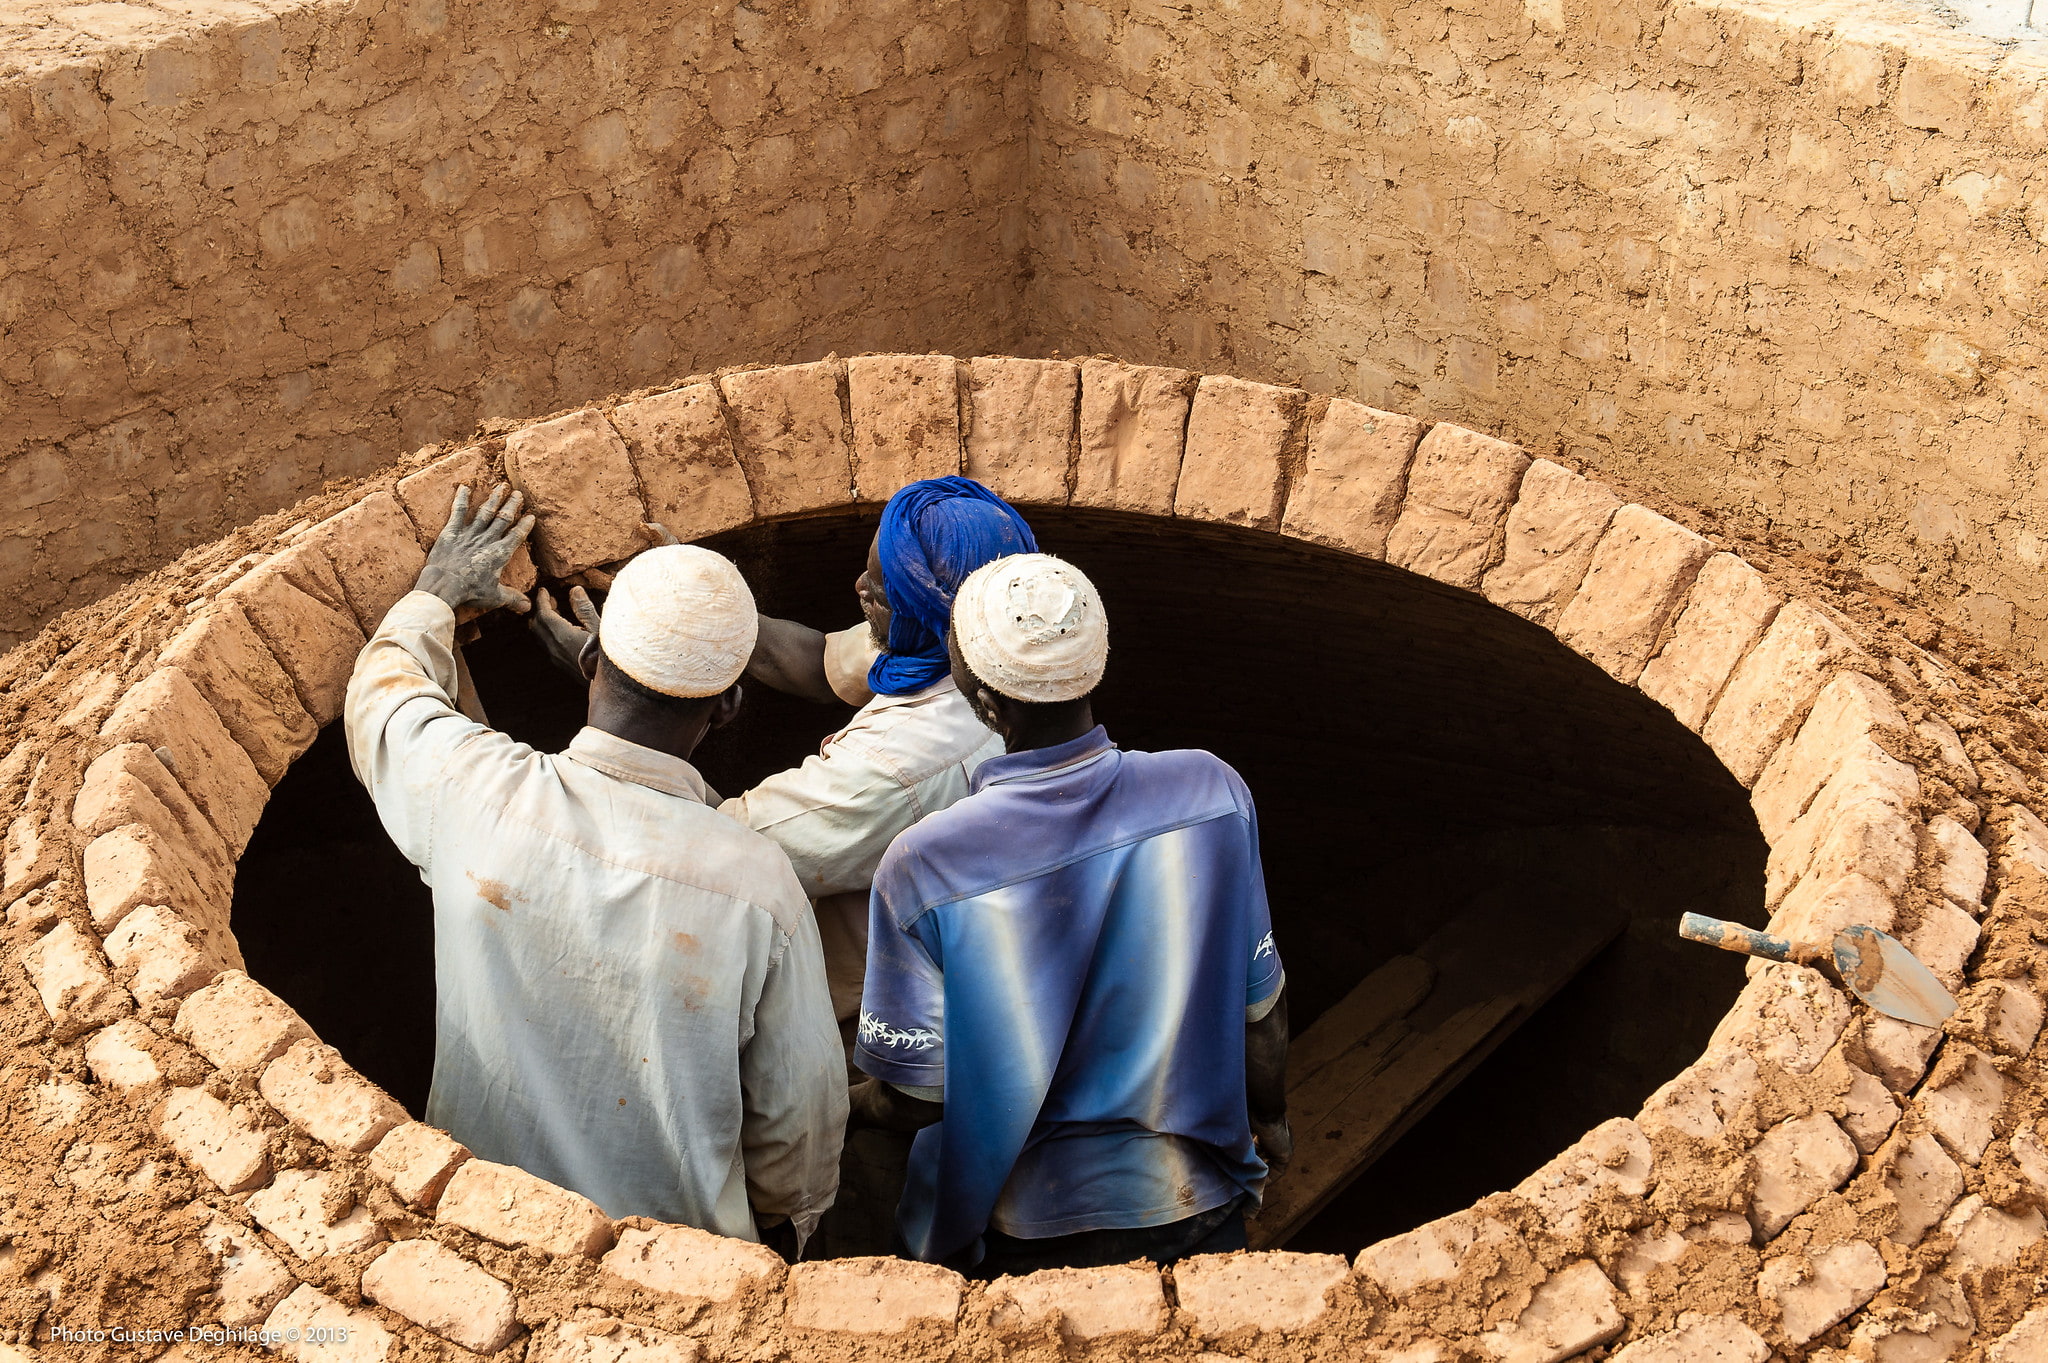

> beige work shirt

[
  {"left": 720, "top": 626, "right": 1003, "bottom": 1022},
  {"left": 345, "top": 592, "right": 845, "bottom": 1243}
]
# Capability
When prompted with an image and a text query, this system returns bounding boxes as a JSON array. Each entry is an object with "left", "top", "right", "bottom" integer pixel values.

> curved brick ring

[{"left": 4, "top": 355, "right": 2043, "bottom": 1361}]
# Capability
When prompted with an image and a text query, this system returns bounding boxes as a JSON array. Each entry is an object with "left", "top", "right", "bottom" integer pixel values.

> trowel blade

[{"left": 1831, "top": 924, "right": 1957, "bottom": 1028}]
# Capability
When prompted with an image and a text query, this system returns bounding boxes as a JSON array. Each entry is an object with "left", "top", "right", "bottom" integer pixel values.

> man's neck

[
  {"left": 586, "top": 700, "right": 711, "bottom": 764},
  {"left": 1003, "top": 705, "right": 1096, "bottom": 755}
]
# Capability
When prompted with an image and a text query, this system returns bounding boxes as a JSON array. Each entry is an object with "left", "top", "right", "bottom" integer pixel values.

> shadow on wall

[{"left": 231, "top": 506, "right": 1763, "bottom": 1251}]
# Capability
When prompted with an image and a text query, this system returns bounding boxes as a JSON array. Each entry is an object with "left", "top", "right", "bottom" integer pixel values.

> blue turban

[{"left": 868, "top": 477, "right": 1037, "bottom": 697}]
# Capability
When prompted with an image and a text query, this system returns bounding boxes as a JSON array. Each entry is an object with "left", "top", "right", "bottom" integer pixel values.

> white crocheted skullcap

[
  {"left": 599, "top": 545, "right": 758, "bottom": 698},
  {"left": 952, "top": 553, "right": 1108, "bottom": 703}
]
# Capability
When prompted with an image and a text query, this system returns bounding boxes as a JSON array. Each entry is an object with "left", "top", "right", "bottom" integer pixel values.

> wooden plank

[{"left": 1248, "top": 900, "right": 1625, "bottom": 1248}]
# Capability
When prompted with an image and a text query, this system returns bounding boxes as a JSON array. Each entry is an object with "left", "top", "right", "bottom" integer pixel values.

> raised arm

[{"left": 746, "top": 615, "right": 839, "bottom": 704}]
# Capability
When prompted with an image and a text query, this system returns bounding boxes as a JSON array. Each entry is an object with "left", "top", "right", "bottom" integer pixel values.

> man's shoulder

[
  {"left": 836, "top": 685, "right": 996, "bottom": 782},
  {"left": 1116, "top": 747, "right": 1254, "bottom": 813}
]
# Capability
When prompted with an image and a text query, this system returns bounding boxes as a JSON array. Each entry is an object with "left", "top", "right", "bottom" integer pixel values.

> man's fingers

[
  {"left": 495, "top": 489, "right": 526, "bottom": 523},
  {"left": 442, "top": 484, "right": 473, "bottom": 538},
  {"left": 507, "top": 512, "right": 536, "bottom": 544},
  {"left": 532, "top": 587, "right": 560, "bottom": 619},
  {"left": 500, "top": 586, "right": 533, "bottom": 615},
  {"left": 569, "top": 585, "right": 602, "bottom": 633},
  {"left": 643, "top": 521, "right": 682, "bottom": 547},
  {"left": 476, "top": 483, "right": 509, "bottom": 521}
]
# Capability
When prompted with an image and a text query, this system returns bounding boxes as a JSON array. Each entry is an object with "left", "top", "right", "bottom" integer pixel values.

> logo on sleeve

[{"left": 858, "top": 1010, "right": 940, "bottom": 1051}]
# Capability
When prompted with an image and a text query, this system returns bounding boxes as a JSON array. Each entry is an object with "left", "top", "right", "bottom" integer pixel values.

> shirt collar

[
  {"left": 970, "top": 725, "right": 1116, "bottom": 793},
  {"left": 860, "top": 675, "right": 961, "bottom": 713},
  {"left": 562, "top": 727, "right": 715, "bottom": 804}
]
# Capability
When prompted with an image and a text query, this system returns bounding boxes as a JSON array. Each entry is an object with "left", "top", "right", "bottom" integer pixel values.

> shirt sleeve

[
  {"left": 737, "top": 890, "right": 849, "bottom": 1246},
  {"left": 1243, "top": 804, "right": 1285, "bottom": 1010},
  {"left": 822, "top": 623, "right": 880, "bottom": 706},
  {"left": 852, "top": 879, "right": 947, "bottom": 1089},
  {"left": 719, "top": 739, "right": 918, "bottom": 899},
  {"left": 343, "top": 591, "right": 511, "bottom": 873}
]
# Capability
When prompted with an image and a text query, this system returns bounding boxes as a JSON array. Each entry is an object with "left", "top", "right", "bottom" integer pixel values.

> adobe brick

[
  {"left": 248, "top": 1169, "right": 387, "bottom": 1258},
  {"left": 1929, "top": 816, "right": 1989, "bottom": 913},
  {"left": 263, "top": 1283, "right": 394, "bottom": 1363},
  {"left": 1175, "top": 1250, "right": 1348, "bottom": 1336},
  {"left": 1554, "top": 504, "right": 1715, "bottom": 685},
  {"left": 1384, "top": 423, "right": 1531, "bottom": 590},
  {"left": 82, "top": 821, "right": 230, "bottom": 941},
  {"left": 368, "top": 1122, "right": 472, "bottom": 1213},
  {"left": 1941, "top": 1193, "right": 2046, "bottom": 1275},
  {"left": 1702, "top": 601, "right": 1872, "bottom": 787},
  {"left": 1906, "top": 897, "right": 1980, "bottom": 989},
  {"left": 1840, "top": 1066, "right": 1901, "bottom": 1154},
  {"left": 1768, "top": 869, "right": 1897, "bottom": 952},
  {"left": 437, "top": 1158, "right": 614, "bottom": 1257},
  {"left": 962, "top": 356, "right": 1078, "bottom": 505},
  {"left": 198, "top": 1212, "right": 296, "bottom": 1328},
  {"left": 1638, "top": 1047, "right": 1759, "bottom": 1144},
  {"left": 787, "top": 1256, "right": 964, "bottom": 1333},
  {"left": 394, "top": 447, "right": 537, "bottom": 594},
  {"left": 1071, "top": 359, "right": 1196, "bottom": 517},
  {"left": 1479, "top": 459, "right": 1621, "bottom": 628},
  {"left": 1885, "top": 1130, "right": 1965, "bottom": 1246},
  {"left": 1992, "top": 1306, "right": 2048, "bottom": 1363},
  {"left": 600, "top": 1223, "right": 783, "bottom": 1301},
  {"left": 1764, "top": 791, "right": 1917, "bottom": 909},
  {"left": 610, "top": 384, "right": 755, "bottom": 541},
  {"left": 1175, "top": 374, "right": 1304, "bottom": 529},
  {"left": 361, "top": 1238, "right": 521, "bottom": 1354},
  {"left": 1750, "top": 673, "right": 1912, "bottom": 842},
  {"left": 155, "top": 1086, "right": 271, "bottom": 1194},
  {"left": 1512, "top": 1119, "right": 1652, "bottom": 1239},
  {"left": 1857, "top": 1012, "right": 1944, "bottom": 1092},
  {"left": 987, "top": 1263, "right": 1165, "bottom": 1340},
  {"left": 1637, "top": 553, "right": 1781, "bottom": 732},
  {"left": 1478, "top": 1261, "right": 1624, "bottom": 1363},
  {"left": 174, "top": 970, "right": 315, "bottom": 1072},
  {"left": 22, "top": 919, "right": 132, "bottom": 1041},
  {"left": 1282, "top": 398, "right": 1426, "bottom": 560},
  {"left": 1922, "top": 1047, "right": 2006, "bottom": 1164},
  {"left": 158, "top": 601, "right": 318, "bottom": 786},
  {"left": 504, "top": 408, "right": 648, "bottom": 576},
  {"left": 1706, "top": 962, "right": 1852, "bottom": 1076},
  {"left": 1357, "top": 1207, "right": 1521, "bottom": 1295},
  {"left": 84, "top": 1018, "right": 179, "bottom": 1100},
  {"left": 72, "top": 743, "right": 229, "bottom": 875},
  {"left": 259, "top": 1039, "right": 408, "bottom": 1153},
  {"left": 1609, "top": 1314, "right": 1768, "bottom": 1363},
  {"left": 719, "top": 361, "right": 855, "bottom": 518},
  {"left": 296, "top": 493, "right": 429, "bottom": 634},
  {"left": 103, "top": 903, "right": 230, "bottom": 1004},
  {"left": 849, "top": 353, "right": 962, "bottom": 501},
  {"left": 1758, "top": 1241, "right": 1884, "bottom": 1345},
  {"left": 1749, "top": 1112, "right": 1858, "bottom": 1237},
  {"left": 220, "top": 552, "right": 368, "bottom": 727},
  {"left": 2, "top": 815, "right": 48, "bottom": 897},
  {"left": 99, "top": 666, "right": 269, "bottom": 854}
]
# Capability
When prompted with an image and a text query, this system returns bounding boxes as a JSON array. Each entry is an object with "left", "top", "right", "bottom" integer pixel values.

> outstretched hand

[
  {"left": 530, "top": 584, "right": 602, "bottom": 680},
  {"left": 417, "top": 484, "right": 536, "bottom": 622}
]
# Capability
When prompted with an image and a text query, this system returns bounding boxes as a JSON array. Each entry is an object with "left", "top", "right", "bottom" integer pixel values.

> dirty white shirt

[
  {"left": 720, "top": 625, "right": 1003, "bottom": 1022},
  {"left": 345, "top": 591, "right": 845, "bottom": 1243}
]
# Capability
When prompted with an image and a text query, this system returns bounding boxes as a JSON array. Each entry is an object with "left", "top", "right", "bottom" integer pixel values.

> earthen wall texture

[
  {"left": 0, "top": 0, "right": 1029, "bottom": 649},
  {"left": 1020, "top": 0, "right": 2048, "bottom": 662}
]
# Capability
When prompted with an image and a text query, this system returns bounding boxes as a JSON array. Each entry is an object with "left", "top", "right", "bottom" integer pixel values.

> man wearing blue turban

[{"left": 536, "top": 475, "right": 1037, "bottom": 1028}]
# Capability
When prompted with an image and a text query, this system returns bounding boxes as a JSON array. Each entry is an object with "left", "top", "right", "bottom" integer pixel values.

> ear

[
  {"left": 976, "top": 685, "right": 1012, "bottom": 736},
  {"left": 711, "top": 684, "right": 744, "bottom": 730},
  {"left": 578, "top": 635, "right": 601, "bottom": 682}
]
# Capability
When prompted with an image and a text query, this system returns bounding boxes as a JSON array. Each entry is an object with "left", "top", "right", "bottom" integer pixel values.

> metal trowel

[{"left": 1679, "top": 913, "right": 1957, "bottom": 1028}]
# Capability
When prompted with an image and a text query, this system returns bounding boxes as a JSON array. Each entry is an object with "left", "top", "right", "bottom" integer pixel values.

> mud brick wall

[
  {"left": 1020, "top": 0, "right": 2048, "bottom": 661},
  {"left": 0, "top": 0, "right": 1027, "bottom": 649}
]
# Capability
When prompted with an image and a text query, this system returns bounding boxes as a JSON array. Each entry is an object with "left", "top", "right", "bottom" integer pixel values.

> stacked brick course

[{"left": 1, "top": 353, "right": 2045, "bottom": 1360}]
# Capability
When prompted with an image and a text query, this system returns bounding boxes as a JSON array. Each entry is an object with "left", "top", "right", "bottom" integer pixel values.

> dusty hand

[
  {"left": 417, "top": 485, "right": 535, "bottom": 622},
  {"left": 1252, "top": 1114, "right": 1292, "bottom": 1178},
  {"left": 529, "top": 585, "right": 602, "bottom": 680},
  {"left": 643, "top": 521, "right": 682, "bottom": 547}
]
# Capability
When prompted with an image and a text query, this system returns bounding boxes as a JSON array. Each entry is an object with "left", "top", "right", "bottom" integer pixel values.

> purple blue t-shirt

[{"left": 855, "top": 726, "right": 1284, "bottom": 1264}]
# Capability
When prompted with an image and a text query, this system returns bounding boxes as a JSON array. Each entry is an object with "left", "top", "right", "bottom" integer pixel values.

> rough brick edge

[{"left": 4, "top": 357, "right": 2042, "bottom": 1361}]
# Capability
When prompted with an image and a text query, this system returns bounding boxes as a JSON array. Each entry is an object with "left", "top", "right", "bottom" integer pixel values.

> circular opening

[{"left": 231, "top": 506, "right": 1765, "bottom": 1254}]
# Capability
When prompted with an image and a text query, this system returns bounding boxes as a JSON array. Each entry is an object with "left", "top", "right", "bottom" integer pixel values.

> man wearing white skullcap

[
  {"left": 850, "top": 553, "right": 1294, "bottom": 1275},
  {"left": 345, "top": 486, "right": 844, "bottom": 1255}
]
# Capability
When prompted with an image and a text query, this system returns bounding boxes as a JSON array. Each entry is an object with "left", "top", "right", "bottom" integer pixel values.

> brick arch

[{"left": 5, "top": 355, "right": 2041, "bottom": 1361}]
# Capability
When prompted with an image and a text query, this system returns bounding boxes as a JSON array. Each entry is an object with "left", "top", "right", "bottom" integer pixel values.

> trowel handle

[{"left": 1679, "top": 914, "right": 1820, "bottom": 966}]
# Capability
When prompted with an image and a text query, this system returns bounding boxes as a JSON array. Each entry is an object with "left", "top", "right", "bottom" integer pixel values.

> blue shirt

[{"left": 855, "top": 726, "right": 1284, "bottom": 1263}]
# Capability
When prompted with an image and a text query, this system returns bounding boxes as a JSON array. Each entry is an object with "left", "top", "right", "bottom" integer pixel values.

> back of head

[
  {"left": 600, "top": 544, "right": 758, "bottom": 701},
  {"left": 951, "top": 553, "right": 1109, "bottom": 704},
  {"left": 871, "top": 477, "right": 1036, "bottom": 695}
]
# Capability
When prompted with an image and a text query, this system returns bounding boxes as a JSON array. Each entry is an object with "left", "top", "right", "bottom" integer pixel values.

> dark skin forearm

[
  {"left": 847, "top": 1077, "right": 943, "bottom": 1133},
  {"left": 1246, "top": 984, "right": 1288, "bottom": 1124},
  {"left": 746, "top": 615, "right": 839, "bottom": 705}
]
